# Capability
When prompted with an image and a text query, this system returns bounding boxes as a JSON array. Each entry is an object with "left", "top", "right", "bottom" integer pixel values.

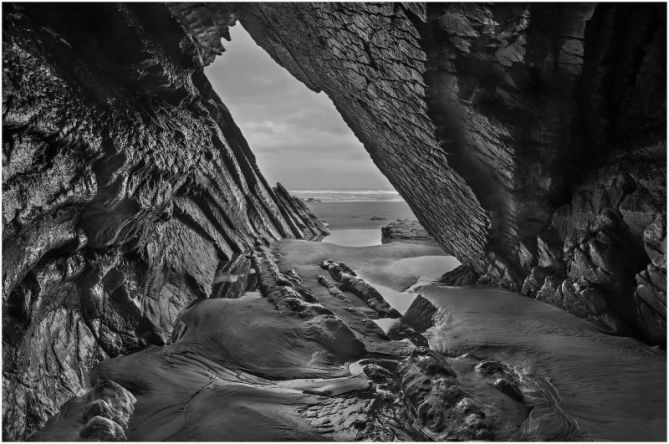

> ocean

[
  {"left": 292, "top": 189, "right": 416, "bottom": 231},
  {"left": 290, "top": 189, "right": 404, "bottom": 203}
]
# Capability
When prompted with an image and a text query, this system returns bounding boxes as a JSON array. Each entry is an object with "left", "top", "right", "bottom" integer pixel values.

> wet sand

[
  {"left": 281, "top": 240, "right": 667, "bottom": 441},
  {"left": 35, "top": 237, "right": 666, "bottom": 441},
  {"left": 420, "top": 285, "right": 667, "bottom": 441},
  {"left": 280, "top": 239, "right": 451, "bottom": 291},
  {"left": 86, "top": 239, "right": 452, "bottom": 441},
  {"left": 281, "top": 239, "right": 457, "bottom": 335}
]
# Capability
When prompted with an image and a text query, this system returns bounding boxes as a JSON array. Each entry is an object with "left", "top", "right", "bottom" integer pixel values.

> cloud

[{"left": 204, "top": 24, "right": 394, "bottom": 190}]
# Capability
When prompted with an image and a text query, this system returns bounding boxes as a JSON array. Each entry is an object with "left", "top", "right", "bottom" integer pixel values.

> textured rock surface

[
  {"left": 30, "top": 380, "right": 136, "bottom": 441},
  {"left": 401, "top": 295, "right": 439, "bottom": 333},
  {"left": 439, "top": 265, "right": 480, "bottom": 286},
  {"left": 169, "top": 2, "right": 666, "bottom": 343},
  {"left": 320, "top": 259, "right": 402, "bottom": 318},
  {"left": 382, "top": 219, "right": 438, "bottom": 246},
  {"left": 30, "top": 242, "right": 582, "bottom": 441},
  {"left": 2, "top": 2, "right": 666, "bottom": 440},
  {"left": 2, "top": 4, "right": 325, "bottom": 439},
  {"left": 398, "top": 349, "right": 491, "bottom": 440}
]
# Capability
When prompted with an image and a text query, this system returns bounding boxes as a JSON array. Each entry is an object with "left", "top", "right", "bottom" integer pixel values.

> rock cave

[{"left": 2, "top": 2, "right": 666, "bottom": 441}]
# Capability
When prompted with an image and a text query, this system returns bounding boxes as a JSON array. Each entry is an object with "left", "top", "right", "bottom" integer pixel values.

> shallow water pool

[{"left": 321, "top": 229, "right": 381, "bottom": 247}]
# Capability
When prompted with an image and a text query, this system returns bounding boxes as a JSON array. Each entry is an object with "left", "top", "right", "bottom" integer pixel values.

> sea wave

[
  {"left": 291, "top": 189, "right": 400, "bottom": 195},
  {"left": 291, "top": 189, "right": 404, "bottom": 203}
]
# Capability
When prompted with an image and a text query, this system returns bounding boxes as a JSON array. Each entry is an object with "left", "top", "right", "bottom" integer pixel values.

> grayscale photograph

[{"left": 2, "top": 1, "right": 667, "bottom": 441}]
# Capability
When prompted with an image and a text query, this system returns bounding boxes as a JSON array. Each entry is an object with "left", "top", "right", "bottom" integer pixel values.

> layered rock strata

[
  {"left": 30, "top": 380, "right": 136, "bottom": 441},
  {"left": 320, "top": 259, "right": 402, "bottom": 318},
  {"left": 31, "top": 243, "right": 581, "bottom": 441},
  {"left": 169, "top": 2, "right": 666, "bottom": 344},
  {"left": 2, "top": 4, "right": 326, "bottom": 440},
  {"left": 2, "top": 1, "right": 667, "bottom": 440},
  {"left": 439, "top": 265, "right": 480, "bottom": 287},
  {"left": 381, "top": 219, "right": 438, "bottom": 246}
]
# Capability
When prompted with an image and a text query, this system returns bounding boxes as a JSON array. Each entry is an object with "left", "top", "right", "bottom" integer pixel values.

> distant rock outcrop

[{"left": 381, "top": 219, "right": 437, "bottom": 246}]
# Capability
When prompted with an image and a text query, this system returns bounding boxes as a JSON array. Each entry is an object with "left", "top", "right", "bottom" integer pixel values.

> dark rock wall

[
  {"left": 2, "top": 1, "right": 666, "bottom": 440},
  {"left": 235, "top": 3, "right": 493, "bottom": 271},
  {"left": 170, "top": 2, "right": 666, "bottom": 343},
  {"left": 2, "top": 4, "right": 326, "bottom": 439}
]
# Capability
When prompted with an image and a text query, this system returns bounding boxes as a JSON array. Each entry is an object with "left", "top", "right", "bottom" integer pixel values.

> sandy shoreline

[
  {"left": 279, "top": 239, "right": 667, "bottom": 441},
  {"left": 305, "top": 201, "right": 416, "bottom": 229},
  {"left": 279, "top": 239, "right": 452, "bottom": 291},
  {"left": 420, "top": 284, "right": 667, "bottom": 441},
  {"left": 34, "top": 236, "right": 666, "bottom": 441}
]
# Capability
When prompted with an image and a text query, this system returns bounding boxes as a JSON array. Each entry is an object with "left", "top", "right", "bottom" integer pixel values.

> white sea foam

[{"left": 291, "top": 189, "right": 404, "bottom": 202}]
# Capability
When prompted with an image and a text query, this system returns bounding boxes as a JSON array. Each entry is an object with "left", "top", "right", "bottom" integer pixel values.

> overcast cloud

[{"left": 204, "top": 24, "right": 394, "bottom": 191}]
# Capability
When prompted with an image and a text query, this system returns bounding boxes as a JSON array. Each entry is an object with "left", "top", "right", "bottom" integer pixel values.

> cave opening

[
  {"left": 204, "top": 23, "right": 419, "bottom": 242},
  {"left": 3, "top": 4, "right": 666, "bottom": 440},
  {"left": 204, "top": 24, "right": 395, "bottom": 193}
]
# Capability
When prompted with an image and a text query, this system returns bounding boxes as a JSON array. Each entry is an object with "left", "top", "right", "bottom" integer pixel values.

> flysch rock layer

[
  {"left": 168, "top": 2, "right": 666, "bottom": 344},
  {"left": 382, "top": 219, "right": 438, "bottom": 246},
  {"left": 2, "top": 4, "right": 326, "bottom": 440},
  {"left": 2, "top": 2, "right": 666, "bottom": 440},
  {"left": 30, "top": 243, "right": 578, "bottom": 441}
]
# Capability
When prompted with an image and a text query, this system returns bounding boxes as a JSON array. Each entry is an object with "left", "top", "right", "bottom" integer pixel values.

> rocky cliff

[
  {"left": 2, "top": 4, "right": 326, "bottom": 439},
  {"left": 169, "top": 2, "right": 666, "bottom": 344},
  {"left": 2, "top": 2, "right": 666, "bottom": 440}
]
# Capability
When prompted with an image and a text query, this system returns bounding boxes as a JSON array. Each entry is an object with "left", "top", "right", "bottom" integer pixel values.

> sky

[{"left": 204, "top": 24, "right": 395, "bottom": 191}]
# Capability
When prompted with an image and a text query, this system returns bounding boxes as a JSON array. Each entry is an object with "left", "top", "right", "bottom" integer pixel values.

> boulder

[{"left": 381, "top": 219, "right": 437, "bottom": 246}]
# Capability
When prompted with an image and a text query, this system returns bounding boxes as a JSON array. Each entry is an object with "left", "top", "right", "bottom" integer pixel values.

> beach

[
  {"left": 36, "top": 198, "right": 666, "bottom": 441},
  {"left": 304, "top": 198, "right": 436, "bottom": 249},
  {"left": 275, "top": 235, "right": 666, "bottom": 441},
  {"left": 287, "top": 198, "right": 667, "bottom": 440},
  {"left": 306, "top": 200, "right": 417, "bottom": 230}
]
